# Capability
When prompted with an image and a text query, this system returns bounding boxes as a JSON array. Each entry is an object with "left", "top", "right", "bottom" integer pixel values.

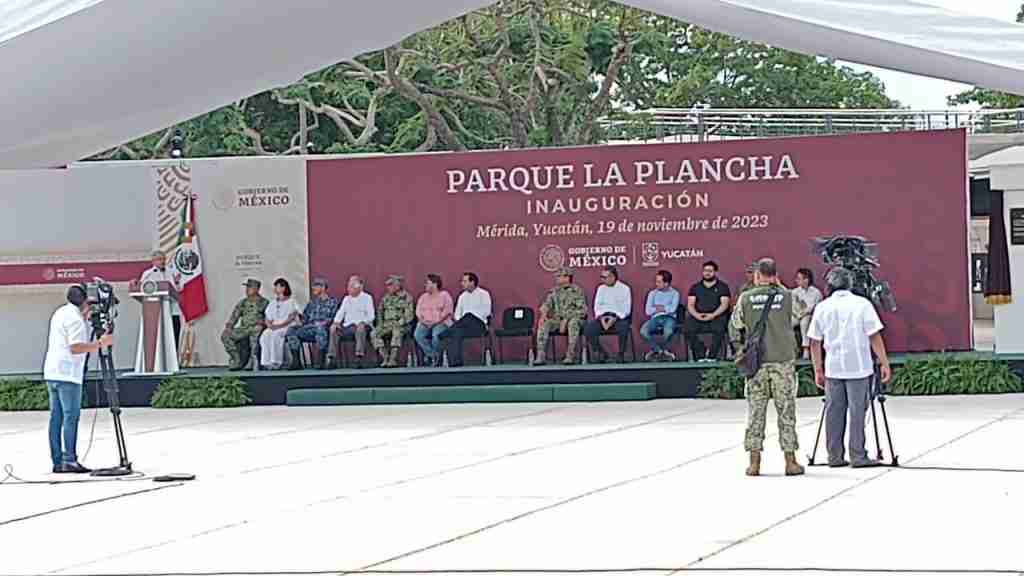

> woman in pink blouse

[{"left": 414, "top": 274, "right": 454, "bottom": 367}]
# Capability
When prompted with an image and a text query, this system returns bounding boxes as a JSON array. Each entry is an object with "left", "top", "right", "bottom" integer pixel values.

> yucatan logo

[{"left": 641, "top": 242, "right": 660, "bottom": 267}]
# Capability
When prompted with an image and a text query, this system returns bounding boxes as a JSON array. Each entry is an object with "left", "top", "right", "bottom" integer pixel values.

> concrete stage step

[{"left": 287, "top": 382, "right": 656, "bottom": 406}]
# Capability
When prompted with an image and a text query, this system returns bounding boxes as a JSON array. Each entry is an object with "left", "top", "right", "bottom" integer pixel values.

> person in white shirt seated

[
  {"left": 328, "top": 275, "right": 375, "bottom": 368},
  {"left": 260, "top": 278, "right": 301, "bottom": 370},
  {"left": 43, "top": 285, "right": 113, "bottom": 474},
  {"left": 446, "top": 272, "right": 492, "bottom": 367},
  {"left": 808, "top": 267, "right": 892, "bottom": 469},
  {"left": 584, "top": 266, "right": 632, "bottom": 363},
  {"left": 139, "top": 250, "right": 182, "bottom": 346},
  {"left": 792, "top": 268, "right": 824, "bottom": 359}
]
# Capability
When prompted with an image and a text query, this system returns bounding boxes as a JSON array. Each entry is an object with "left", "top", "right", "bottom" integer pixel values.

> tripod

[
  {"left": 807, "top": 372, "right": 898, "bottom": 467},
  {"left": 90, "top": 331, "right": 133, "bottom": 477}
]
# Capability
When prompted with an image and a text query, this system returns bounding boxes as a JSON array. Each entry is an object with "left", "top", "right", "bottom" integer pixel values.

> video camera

[
  {"left": 85, "top": 277, "right": 118, "bottom": 336},
  {"left": 811, "top": 235, "right": 897, "bottom": 313}
]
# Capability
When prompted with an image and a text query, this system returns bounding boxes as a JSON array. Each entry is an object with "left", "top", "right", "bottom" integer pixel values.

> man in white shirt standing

[
  {"left": 447, "top": 272, "right": 492, "bottom": 367},
  {"left": 585, "top": 266, "right": 632, "bottom": 363},
  {"left": 140, "top": 250, "right": 182, "bottom": 346},
  {"left": 43, "top": 285, "right": 113, "bottom": 473},
  {"left": 327, "top": 276, "right": 375, "bottom": 368},
  {"left": 808, "top": 267, "right": 892, "bottom": 468}
]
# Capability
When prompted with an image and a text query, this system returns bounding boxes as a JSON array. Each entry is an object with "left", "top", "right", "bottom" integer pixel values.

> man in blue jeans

[
  {"left": 640, "top": 270, "right": 680, "bottom": 361},
  {"left": 43, "top": 285, "right": 113, "bottom": 473}
]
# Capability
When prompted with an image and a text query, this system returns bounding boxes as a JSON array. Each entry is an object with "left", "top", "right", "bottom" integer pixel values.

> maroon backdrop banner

[{"left": 308, "top": 130, "right": 970, "bottom": 353}]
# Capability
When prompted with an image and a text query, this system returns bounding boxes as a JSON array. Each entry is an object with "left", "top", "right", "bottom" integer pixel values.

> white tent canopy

[{"left": 2, "top": 0, "right": 1024, "bottom": 169}]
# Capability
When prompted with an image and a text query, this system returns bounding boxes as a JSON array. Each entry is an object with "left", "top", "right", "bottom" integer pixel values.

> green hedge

[
  {"left": 698, "top": 364, "right": 822, "bottom": 400},
  {"left": 698, "top": 355, "right": 1024, "bottom": 399},
  {"left": 0, "top": 379, "right": 90, "bottom": 411},
  {"left": 150, "top": 376, "right": 251, "bottom": 408},
  {"left": 889, "top": 354, "right": 1023, "bottom": 395}
]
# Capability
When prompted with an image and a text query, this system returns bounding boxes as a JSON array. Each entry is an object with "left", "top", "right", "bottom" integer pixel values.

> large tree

[
  {"left": 92, "top": 0, "right": 897, "bottom": 161},
  {"left": 947, "top": 3, "right": 1024, "bottom": 109}
]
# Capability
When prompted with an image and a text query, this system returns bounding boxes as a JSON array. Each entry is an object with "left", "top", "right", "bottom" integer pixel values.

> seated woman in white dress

[{"left": 260, "top": 278, "right": 301, "bottom": 369}]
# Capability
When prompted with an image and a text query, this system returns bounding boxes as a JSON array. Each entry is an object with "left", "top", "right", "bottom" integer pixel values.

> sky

[{"left": 844, "top": 0, "right": 1021, "bottom": 109}]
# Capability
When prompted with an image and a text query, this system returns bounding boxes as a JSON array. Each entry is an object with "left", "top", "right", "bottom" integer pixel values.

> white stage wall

[
  {"left": 183, "top": 157, "right": 309, "bottom": 367},
  {"left": 0, "top": 164, "right": 153, "bottom": 374},
  {"left": 990, "top": 165, "right": 1024, "bottom": 354},
  {"left": 0, "top": 157, "right": 309, "bottom": 374}
]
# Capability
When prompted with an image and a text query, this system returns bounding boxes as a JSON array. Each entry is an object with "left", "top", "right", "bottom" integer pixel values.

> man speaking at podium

[{"left": 140, "top": 250, "right": 182, "bottom": 345}]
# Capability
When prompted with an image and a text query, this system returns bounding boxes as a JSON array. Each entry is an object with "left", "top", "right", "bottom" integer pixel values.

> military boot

[
  {"left": 746, "top": 451, "right": 761, "bottom": 477},
  {"left": 784, "top": 452, "right": 806, "bottom": 476},
  {"left": 386, "top": 348, "right": 399, "bottom": 368},
  {"left": 562, "top": 352, "right": 575, "bottom": 365}
]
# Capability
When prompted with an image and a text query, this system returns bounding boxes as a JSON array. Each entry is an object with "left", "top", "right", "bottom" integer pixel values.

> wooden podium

[{"left": 129, "top": 280, "right": 180, "bottom": 375}]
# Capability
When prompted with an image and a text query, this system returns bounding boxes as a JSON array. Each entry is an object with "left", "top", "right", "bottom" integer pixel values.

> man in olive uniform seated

[
  {"left": 371, "top": 275, "right": 415, "bottom": 367},
  {"left": 534, "top": 267, "right": 587, "bottom": 365},
  {"left": 222, "top": 279, "right": 270, "bottom": 371}
]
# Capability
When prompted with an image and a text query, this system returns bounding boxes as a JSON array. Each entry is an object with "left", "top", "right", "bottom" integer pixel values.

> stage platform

[{"left": 72, "top": 352, "right": 1024, "bottom": 409}]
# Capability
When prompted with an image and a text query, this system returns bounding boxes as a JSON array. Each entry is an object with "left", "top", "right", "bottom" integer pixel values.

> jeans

[
  {"left": 640, "top": 315, "right": 677, "bottom": 352},
  {"left": 47, "top": 380, "right": 82, "bottom": 467},
  {"left": 414, "top": 323, "right": 449, "bottom": 363}
]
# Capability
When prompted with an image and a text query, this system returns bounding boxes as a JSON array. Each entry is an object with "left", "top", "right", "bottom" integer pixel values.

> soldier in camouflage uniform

[
  {"left": 222, "top": 279, "right": 270, "bottom": 371},
  {"left": 534, "top": 267, "right": 587, "bottom": 365},
  {"left": 737, "top": 262, "right": 757, "bottom": 297},
  {"left": 371, "top": 275, "right": 415, "bottom": 367},
  {"left": 729, "top": 258, "right": 806, "bottom": 477},
  {"left": 286, "top": 278, "right": 340, "bottom": 370}
]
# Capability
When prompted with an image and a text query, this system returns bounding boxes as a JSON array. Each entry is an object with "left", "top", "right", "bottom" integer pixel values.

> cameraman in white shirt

[
  {"left": 808, "top": 267, "right": 891, "bottom": 468},
  {"left": 43, "top": 285, "right": 113, "bottom": 474}
]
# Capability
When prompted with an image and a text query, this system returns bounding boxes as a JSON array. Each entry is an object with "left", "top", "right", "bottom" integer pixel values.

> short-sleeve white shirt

[
  {"left": 43, "top": 303, "right": 90, "bottom": 385},
  {"left": 807, "top": 290, "right": 884, "bottom": 379}
]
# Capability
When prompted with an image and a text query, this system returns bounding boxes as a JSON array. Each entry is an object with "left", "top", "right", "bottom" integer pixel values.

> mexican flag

[{"left": 169, "top": 194, "right": 209, "bottom": 322}]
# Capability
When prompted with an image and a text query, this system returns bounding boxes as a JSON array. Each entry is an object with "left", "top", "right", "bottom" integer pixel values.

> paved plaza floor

[{"left": 1, "top": 394, "right": 1022, "bottom": 575}]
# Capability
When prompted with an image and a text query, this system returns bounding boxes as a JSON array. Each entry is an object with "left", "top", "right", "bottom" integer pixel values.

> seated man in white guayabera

[
  {"left": 328, "top": 275, "right": 375, "bottom": 368},
  {"left": 259, "top": 278, "right": 301, "bottom": 370}
]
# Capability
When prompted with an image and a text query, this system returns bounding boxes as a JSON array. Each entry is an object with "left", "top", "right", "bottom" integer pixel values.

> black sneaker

[
  {"left": 828, "top": 460, "right": 850, "bottom": 468},
  {"left": 55, "top": 462, "right": 91, "bottom": 474}
]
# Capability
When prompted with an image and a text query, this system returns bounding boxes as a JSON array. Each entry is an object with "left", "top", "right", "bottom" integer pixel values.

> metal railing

[{"left": 601, "top": 107, "right": 1024, "bottom": 143}]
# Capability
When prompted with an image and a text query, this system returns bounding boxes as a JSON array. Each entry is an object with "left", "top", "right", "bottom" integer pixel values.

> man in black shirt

[{"left": 684, "top": 260, "right": 732, "bottom": 361}]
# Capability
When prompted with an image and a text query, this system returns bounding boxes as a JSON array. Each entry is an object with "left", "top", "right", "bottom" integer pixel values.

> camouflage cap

[
  {"left": 554, "top": 267, "right": 573, "bottom": 277},
  {"left": 384, "top": 274, "right": 404, "bottom": 286},
  {"left": 243, "top": 278, "right": 261, "bottom": 289}
]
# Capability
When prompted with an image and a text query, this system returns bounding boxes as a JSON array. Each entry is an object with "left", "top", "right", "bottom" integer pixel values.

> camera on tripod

[
  {"left": 85, "top": 278, "right": 118, "bottom": 336},
  {"left": 811, "top": 235, "right": 897, "bottom": 313}
]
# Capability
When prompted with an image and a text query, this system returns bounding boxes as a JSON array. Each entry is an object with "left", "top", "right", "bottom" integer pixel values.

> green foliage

[
  {"left": 697, "top": 364, "right": 746, "bottom": 399},
  {"left": 0, "top": 379, "right": 50, "bottom": 411},
  {"left": 888, "top": 355, "right": 1024, "bottom": 396},
  {"left": 797, "top": 366, "right": 824, "bottom": 398},
  {"left": 88, "top": 0, "right": 897, "bottom": 160},
  {"left": 700, "top": 355, "right": 1024, "bottom": 400},
  {"left": 0, "top": 379, "right": 90, "bottom": 411},
  {"left": 150, "top": 376, "right": 251, "bottom": 409},
  {"left": 697, "top": 364, "right": 823, "bottom": 399}
]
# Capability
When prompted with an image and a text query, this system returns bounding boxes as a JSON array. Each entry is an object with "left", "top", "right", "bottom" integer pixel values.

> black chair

[
  {"left": 588, "top": 315, "right": 637, "bottom": 363},
  {"left": 678, "top": 310, "right": 731, "bottom": 361},
  {"left": 546, "top": 320, "right": 584, "bottom": 364},
  {"left": 494, "top": 306, "right": 534, "bottom": 364},
  {"left": 441, "top": 316, "right": 494, "bottom": 366}
]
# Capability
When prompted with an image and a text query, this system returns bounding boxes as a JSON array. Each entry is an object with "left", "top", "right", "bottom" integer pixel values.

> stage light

[{"left": 170, "top": 129, "right": 184, "bottom": 159}]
